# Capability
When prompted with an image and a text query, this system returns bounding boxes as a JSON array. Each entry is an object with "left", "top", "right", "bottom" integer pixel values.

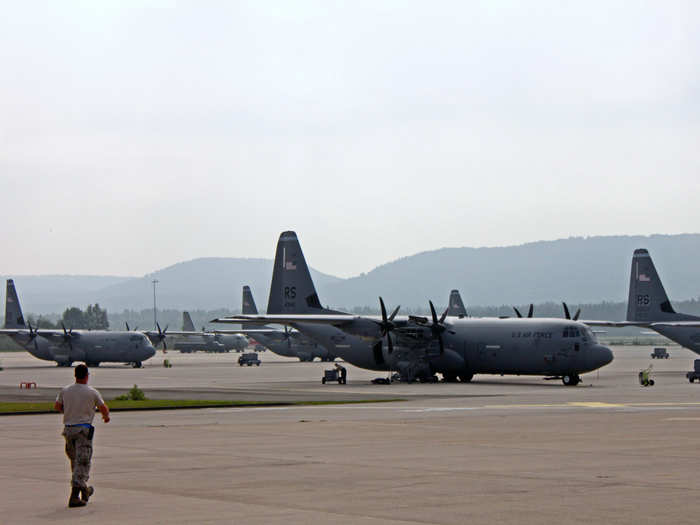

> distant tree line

[
  {"left": 7, "top": 297, "right": 700, "bottom": 334},
  {"left": 25, "top": 304, "right": 109, "bottom": 330}
]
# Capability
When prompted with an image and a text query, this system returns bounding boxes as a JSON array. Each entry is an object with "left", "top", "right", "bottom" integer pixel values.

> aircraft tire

[
  {"left": 131, "top": 361, "right": 142, "bottom": 369},
  {"left": 458, "top": 373, "right": 473, "bottom": 383},
  {"left": 322, "top": 378, "right": 326, "bottom": 384},
  {"left": 562, "top": 374, "right": 580, "bottom": 386},
  {"left": 443, "top": 373, "right": 458, "bottom": 383}
]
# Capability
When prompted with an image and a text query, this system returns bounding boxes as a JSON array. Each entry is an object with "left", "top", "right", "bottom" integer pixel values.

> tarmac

[{"left": 1, "top": 345, "right": 699, "bottom": 524}]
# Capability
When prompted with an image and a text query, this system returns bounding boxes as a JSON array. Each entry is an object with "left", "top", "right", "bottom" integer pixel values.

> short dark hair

[{"left": 75, "top": 364, "right": 89, "bottom": 379}]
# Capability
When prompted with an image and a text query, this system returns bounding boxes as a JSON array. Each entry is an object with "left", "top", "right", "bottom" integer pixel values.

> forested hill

[
  {"left": 1, "top": 258, "right": 341, "bottom": 314},
  {"left": 2, "top": 234, "right": 699, "bottom": 316},
  {"left": 319, "top": 234, "right": 700, "bottom": 309}
]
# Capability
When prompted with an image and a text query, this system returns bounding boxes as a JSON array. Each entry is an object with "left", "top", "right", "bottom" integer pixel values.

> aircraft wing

[
  {"left": 581, "top": 320, "right": 651, "bottom": 328},
  {"left": 650, "top": 322, "right": 700, "bottom": 328},
  {"left": 213, "top": 329, "right": 291, "bottom": 335},
  {"left": 211, "top": 314, "right": 361, "bottom": 326},
  {"left": 144, "top": 330, "right": 216, "bottom": 337}
]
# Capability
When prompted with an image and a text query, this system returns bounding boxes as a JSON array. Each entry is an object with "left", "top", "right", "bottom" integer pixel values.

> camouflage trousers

[{"left": 62, "top": 426, "right": 93, "bottom": 489}]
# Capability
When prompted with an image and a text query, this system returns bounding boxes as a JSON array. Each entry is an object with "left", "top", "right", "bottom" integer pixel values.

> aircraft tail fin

[
  {"left": 242, "top": 286, "right": 259, "bottom": 315},
  {"left": 242, "top": 285, "right": 266, "bottom": 330},
  {"left": 626, "top": 249, "right": 695, "bottom": 322},
  {"left": 266, "top": 231, "right": 338, "bottom": 315},
  {"left": 5, "top": 279, "right": 26, "bottom": 329},
  {"left": 182, "top": 311, "right": 196, "bottom": 331},
  {"left": 447, "top": 289, "right": 467, "bottom": 317}
]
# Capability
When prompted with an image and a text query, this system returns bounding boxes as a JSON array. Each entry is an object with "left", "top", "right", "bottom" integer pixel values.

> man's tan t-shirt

[{"left": 56, "top": 383, "right": 105, "bottom": 425}]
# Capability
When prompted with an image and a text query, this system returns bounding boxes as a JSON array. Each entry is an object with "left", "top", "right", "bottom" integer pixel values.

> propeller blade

[
  {"left": 125, "top": 321, "right": 130, "bottom": 331},
  {"left": 61, "top": 322, "right": 68, "bottom": 335},
  {"left": 378, "top": 297, "right": 395, "bottom": 354},
  {"left": 439, "top": 308, "right": 448, "bottom": 324},
  {"left": 573, "top": 309, "right": 581, "bottom": 321},
  {"left": 527, "top": 304, "right": 533, "bottom": 318},
  {"left": 379, "top": 297, "right": 388, "bottom": 323},
  {"left": 563, "top": 302, "right": 571, "bottom": 320},
  {"left": 389, "top": 305, "right": 400, "bottom": 321},
  {"left": 157, "top": 322, "right": 162, "bottom": 335},
  {"left": 429, "top": 301, "right": 438, "bottom": 326},
  {"left": 513, "top": 307, "right": 522, "bottom": 318}
]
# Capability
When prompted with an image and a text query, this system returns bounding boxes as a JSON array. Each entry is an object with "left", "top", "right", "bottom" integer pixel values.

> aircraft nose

[{"left": 595, "top": 345, "right": 614, "bottom": 368}]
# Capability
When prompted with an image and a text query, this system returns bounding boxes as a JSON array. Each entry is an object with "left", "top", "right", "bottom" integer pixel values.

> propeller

[
  {"left": 156, "top": 323, "right": 168, "bottom": 351},
  {"left": 23, "top": 322, "right": 39, "bottom": 350},
  {"left": 378, "top": 297, "right": 400, "bottom": 354},
  {"left": 61, "top": 322, "right": 74, "bottom": 351},
  {"left": 282, "top": 326, "right": 293, "bottom": 348},
  {"left": 562, "top": 302, "right": 581, "bottom": 321},
  {"left": 513, "top": 304, "right": 534, "bottom": 318},
  {"left": 428, "top": 300, "right": 448, "bottom": 355}
]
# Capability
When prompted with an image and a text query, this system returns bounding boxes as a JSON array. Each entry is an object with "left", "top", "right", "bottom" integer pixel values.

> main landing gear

[
  {"left": 562, "top": 374, "right": 581, "bottom": 386},
  {"left": 131, "top": 361, "right": 143, "bottom": 368}
]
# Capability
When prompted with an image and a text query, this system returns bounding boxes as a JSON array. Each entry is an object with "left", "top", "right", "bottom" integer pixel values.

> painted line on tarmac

[
  {"left": 206, "top": 400, "right": 700, "bottom": 415},
  {"left": 402, "top": 401, "right": 700, "bottom": 413}
]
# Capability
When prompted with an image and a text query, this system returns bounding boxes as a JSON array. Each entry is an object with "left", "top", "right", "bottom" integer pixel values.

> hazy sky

[{"left": 1, "top": 1, "right": 698, "bottom": 278}]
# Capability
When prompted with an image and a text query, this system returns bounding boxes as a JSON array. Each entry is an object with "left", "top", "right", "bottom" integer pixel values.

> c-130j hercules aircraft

[
  {"left": 586, "top": 248, "right": 700, "bottom": 353},
  {"left": 2, "top": 279, "right": 156, "bottom": 367},
  {"left": 214, "top": 231, "right": 613, "bottom": 385}
]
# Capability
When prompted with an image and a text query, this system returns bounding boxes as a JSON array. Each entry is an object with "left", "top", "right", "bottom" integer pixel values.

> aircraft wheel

[
  {"left": 132, "top": 361, "right": 142, "bottom": 369},
  {"left": 322, "top": 378, "right": 326, "bottom": 384},
  {"left": 689, "top": 377, "right": 694, "bottom": 383},
  {"left": 443, "top": 373, "right": 458, "bottom": 383},
  {"left": 562, "top": 374, "right": 579, "bottom": 386},
  {"left": 459, "top": 373, "right": 473, "bottom": 383}
]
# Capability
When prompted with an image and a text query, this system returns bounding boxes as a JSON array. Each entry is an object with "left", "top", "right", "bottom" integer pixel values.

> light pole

[{"left": 152, "top": 279, "right": 159, "bottom": 330}]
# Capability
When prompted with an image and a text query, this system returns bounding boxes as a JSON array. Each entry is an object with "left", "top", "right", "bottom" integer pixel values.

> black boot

[
  {"left": 81, "top": 486, "right": 94, "bottom": 502},
  {"left": 69, "top": 486, "right": 86, "bottom": 507}
]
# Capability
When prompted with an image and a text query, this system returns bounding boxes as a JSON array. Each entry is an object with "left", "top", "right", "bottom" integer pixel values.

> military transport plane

[
  {"left": 214, "top": 231, "right": 613, "bottom": 385},
  {"left": 217, "top": 286, "right": 335, "bottom": 362},
  {"left": 174, "top": 312, "right": 248, "bottom": 353},
  {"left": 2, "top": 280, "right": 155, "bottom": 367},
  {"left": 586, "top": 249, "right": 700, "bottom": 353}
]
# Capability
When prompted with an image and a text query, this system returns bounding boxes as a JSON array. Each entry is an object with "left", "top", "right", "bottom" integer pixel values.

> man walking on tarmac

[{"left": 54, "top": 364, "right": 110, "bottom": 507}]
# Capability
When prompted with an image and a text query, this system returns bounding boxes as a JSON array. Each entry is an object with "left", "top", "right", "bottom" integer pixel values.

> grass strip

[{"left": 0, "top": 398, "right": 405, "bottom": 415}]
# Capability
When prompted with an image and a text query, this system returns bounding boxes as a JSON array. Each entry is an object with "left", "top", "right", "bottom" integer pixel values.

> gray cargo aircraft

[
  {"left": 221, "top": 286, "right": 335, "bottom": 362},
  {"left": 2, "top": 280, "right": 156, "bottom": 367},
  {"left": 214, "top": 231, "right": 613, "bottom": 385},
  {"left": 174, "top": 312, "right": 248, "bottom": 353},
  {"left": 587, "top": 249, "right": 700, "bottom": 353}
]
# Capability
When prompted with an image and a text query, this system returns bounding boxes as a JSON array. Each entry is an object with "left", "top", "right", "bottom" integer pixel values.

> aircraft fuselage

[
  {"left": 10, "top": 330, "right": 156, "bottom": 366},
  {"left": 291, "top": 317, "right": 613, "bottom": 378}
]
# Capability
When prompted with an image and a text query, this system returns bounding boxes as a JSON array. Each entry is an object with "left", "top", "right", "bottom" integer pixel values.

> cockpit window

[
  {"left": 563, "top": 326, "right": 581, "bottom": 338},
  {"left": 584, "top": 327, "right": 598, "bottom": 342}
]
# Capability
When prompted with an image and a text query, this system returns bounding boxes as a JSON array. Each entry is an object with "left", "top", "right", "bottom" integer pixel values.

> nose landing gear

[{"left": 562, "top": 374, "right": 581, "bottom": 386}]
